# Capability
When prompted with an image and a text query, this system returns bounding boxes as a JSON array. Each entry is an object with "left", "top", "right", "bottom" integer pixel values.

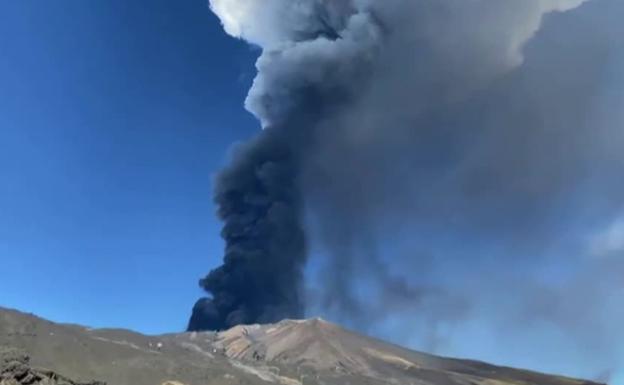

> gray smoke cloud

[{"left": 190, "top": 0, "right": 624, "bottom": 381}]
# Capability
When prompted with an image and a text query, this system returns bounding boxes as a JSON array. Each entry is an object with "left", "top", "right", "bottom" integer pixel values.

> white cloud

[
  {"left": 209, "top": 0, "right": 322, "bottom": 47},
  {"left": 590, "top": 217, "right": 624, "bottom": 257}
]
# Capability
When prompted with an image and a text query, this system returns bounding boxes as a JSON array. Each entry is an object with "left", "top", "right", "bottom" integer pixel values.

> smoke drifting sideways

[{"left": 189, "top": 0, "right": 624, "bottom": 381}]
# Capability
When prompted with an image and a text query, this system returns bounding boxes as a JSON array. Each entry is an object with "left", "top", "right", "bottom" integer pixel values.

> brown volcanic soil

[
  {"left": 0, "top": 307, "right": 605, "bottom": 385},
  {"left": 1, "top": 346, "right": 104, "bottom": 385}
]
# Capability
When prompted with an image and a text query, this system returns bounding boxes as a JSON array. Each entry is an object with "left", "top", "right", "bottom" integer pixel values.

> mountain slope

[
  {"left": 1, "top": 346, "right": 105, "bottom": 385},
  {"left": 0, "top": 307, "right": 604, "bottom": 385}
]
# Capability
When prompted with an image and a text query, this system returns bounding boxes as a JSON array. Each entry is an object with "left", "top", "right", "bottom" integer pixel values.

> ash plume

[
  {"left": 190, "top": 0, "right": 624, "bottom": 381},
  {"left": 188, "top": 1, "right": 382, "bottom": 330},
  {"left": 188, "top": 130, "right": 306, "bottom": 330}
]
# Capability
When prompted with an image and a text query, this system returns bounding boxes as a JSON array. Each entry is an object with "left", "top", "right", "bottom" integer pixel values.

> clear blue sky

[{"left": 0, "top": 0, "right": 259, "bottom": 334}]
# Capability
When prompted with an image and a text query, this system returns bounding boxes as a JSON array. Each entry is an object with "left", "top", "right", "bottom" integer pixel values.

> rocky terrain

[
  {"left": 0, "top": 346, "right": 104, "bottom": 385},
  {"left": 0, "top": 307, "right": 605, "bottom": 385}
]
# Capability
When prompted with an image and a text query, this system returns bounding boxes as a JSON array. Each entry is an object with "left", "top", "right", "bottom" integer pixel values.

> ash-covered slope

[
  {"left": 1, "top": 346, "right": 104, "bottom": 385},
  {"left": 200, "top": 318, "right": 602, "bottom": 385},
  {"left": 0, "top": 307, "right": 605, "bottom": 385}
]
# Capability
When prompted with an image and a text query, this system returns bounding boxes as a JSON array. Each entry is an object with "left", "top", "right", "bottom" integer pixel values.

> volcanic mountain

[{"left": 0, "top": 307, "right": 604, "bottom": 385}]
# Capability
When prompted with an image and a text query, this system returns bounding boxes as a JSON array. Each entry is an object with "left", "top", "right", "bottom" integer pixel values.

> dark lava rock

[{"left": 1, "top": 347, "right": 105, "bottom": 385}]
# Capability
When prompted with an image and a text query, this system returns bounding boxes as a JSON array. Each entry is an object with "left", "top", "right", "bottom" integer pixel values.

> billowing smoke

[
  {"left": 189, "top": 0, "right": 624, "bottom": 381},
  {"left": 189, "top": 0, "right": 383, "bottom": 331},
  {"left": 188, "top": 130, "right": 307, "bottom": 330}
]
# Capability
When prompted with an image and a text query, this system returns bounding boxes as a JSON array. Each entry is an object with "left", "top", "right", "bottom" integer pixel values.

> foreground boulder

[{"left": 1, "top": 347, "right": 105, "bottom": 385}]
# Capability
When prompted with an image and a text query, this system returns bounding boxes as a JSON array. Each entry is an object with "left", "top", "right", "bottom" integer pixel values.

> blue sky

[{"left": 0, "top": 0, "right": 259, "bottom": 334}]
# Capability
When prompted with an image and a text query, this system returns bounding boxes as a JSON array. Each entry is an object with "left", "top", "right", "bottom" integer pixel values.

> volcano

[{"left": 0, "top": 307, "right": 605, "bottom": 385}]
